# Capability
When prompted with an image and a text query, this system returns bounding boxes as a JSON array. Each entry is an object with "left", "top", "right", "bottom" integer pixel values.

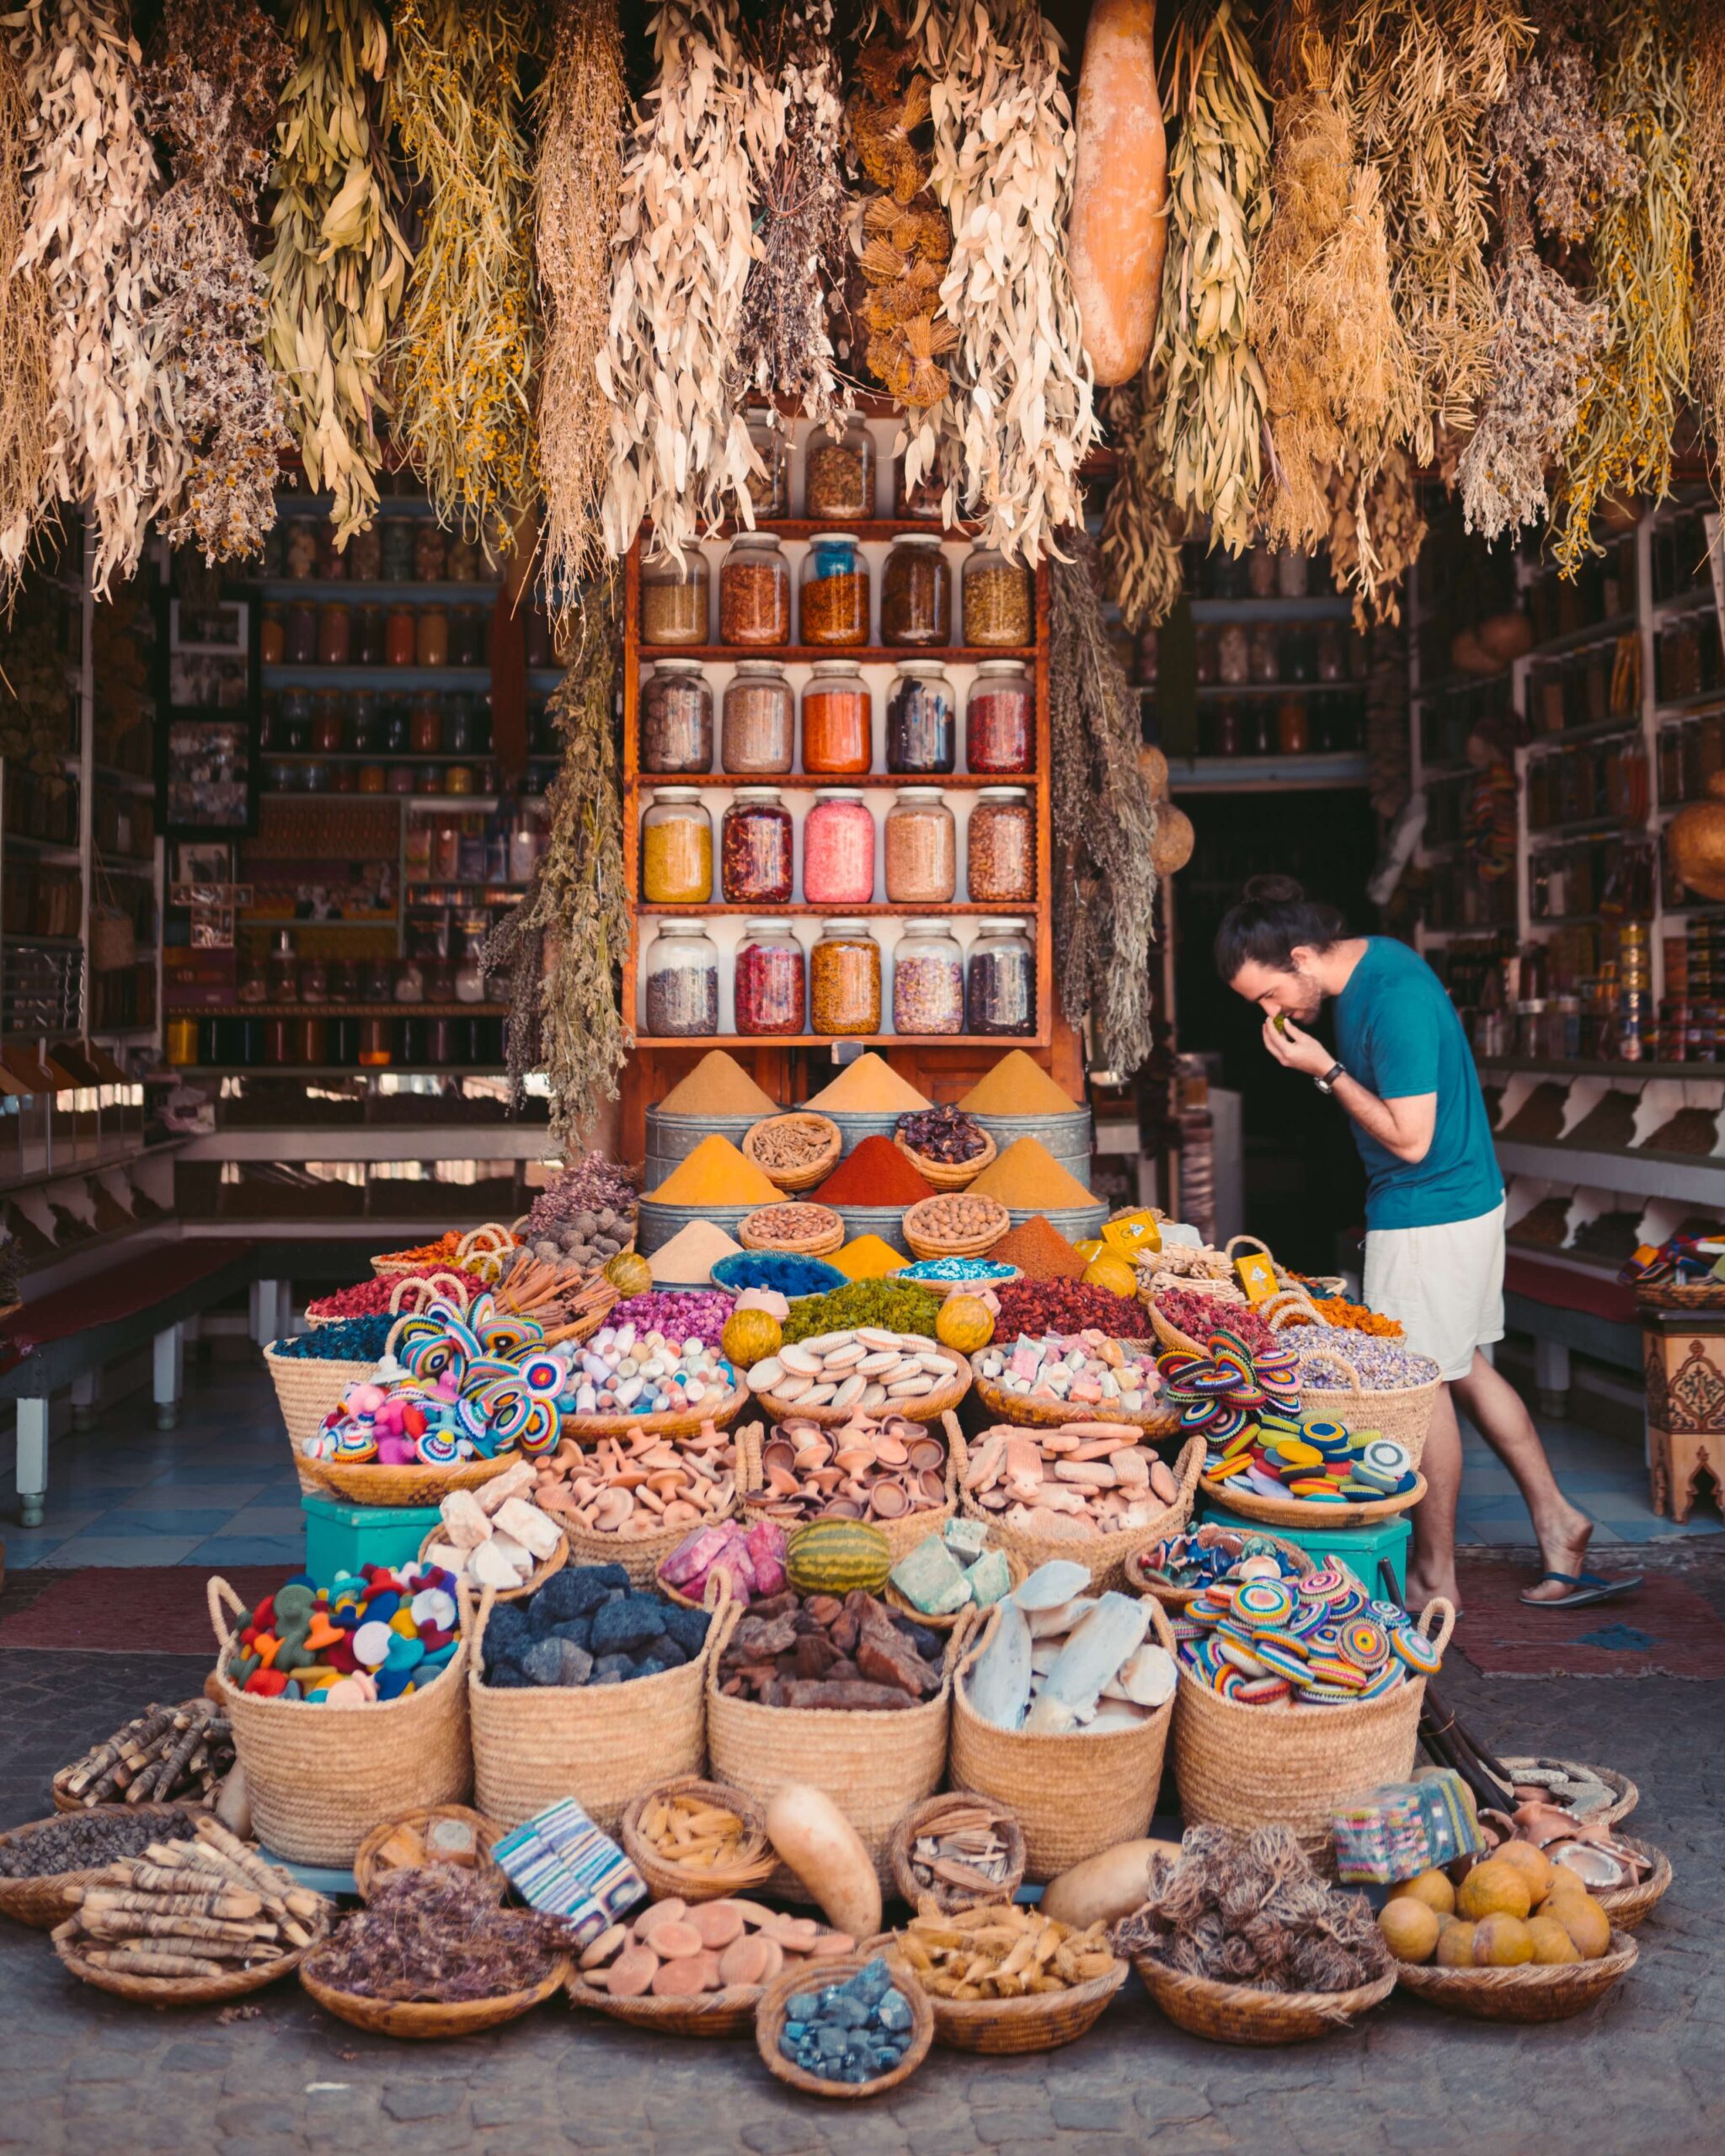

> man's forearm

[{"left": 1332, "top": 1073, "right": 1419, "bottom": 1160}]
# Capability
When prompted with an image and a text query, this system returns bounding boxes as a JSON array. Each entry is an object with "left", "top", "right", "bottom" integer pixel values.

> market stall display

[
  {"left": 746, "top": 1329, "right": 969, "bottom": 1427},
  {"left": 743, "top": 1412, "right": 957, "bottom": 1534},
  {"left": 351, "top": 1806, "right": 505, "bottom": 1903},
  {"left": 532, "top": 1422, "right": 739, "bottom": 1585},
  {"left": 969, "top": 1334, "right": 1170, "bottom": 1428},
  {"left": 419, "top": 1470, "right": 568, "bottom": 1600},
  {"left": 881, "top": 1902, "right": 1127, "bottom": 2054},
  {"left": 886, "top": 1794, "right": 1026, "bottom": 1914}
]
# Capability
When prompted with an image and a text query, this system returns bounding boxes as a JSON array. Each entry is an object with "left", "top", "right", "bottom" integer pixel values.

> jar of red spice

[
  {"left": 385, "top": 606, "right": 417, "bottom": 667},
  {"left": 804, "top": 789, "right": 875, "bottom": 905},
  {"left": 811, "top": 920, "right": 881, "bottom": 1035},
  {"left": 965, "top": 660, "right": 1033, "bottom": 773},
  {"left": 885, "top": 787, "right": 955, "bottom": 903},
  {"left": 719, "top": 532, "right": 790, "bottom": 646},
  {"left": 802, "top": 661, "right": 871, "bottom": 773},
  {"left": 966, "top": 787, "right": 1035, "bottom": 903},
  {"left": 734, "top": 918, "right": 806, "bottom": 1036},
  {"left": 720, "top": 788, "right": 794, "bottom": 904}
]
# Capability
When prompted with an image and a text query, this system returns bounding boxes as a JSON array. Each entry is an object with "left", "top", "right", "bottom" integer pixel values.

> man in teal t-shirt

[{"left": 1213, "top": 876, "right": 1637, "bottom": 1615}]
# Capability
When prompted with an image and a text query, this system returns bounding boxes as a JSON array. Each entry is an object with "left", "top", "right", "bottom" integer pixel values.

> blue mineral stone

[
  {"left": 849, "top": 1956, "right": 894, "bottom": 2005},
  {"left": 789, "top": 1991, "right": 825, "bottom": 2019},
  {"left": 841, "top": 2065, "right": 872, "bottom": 2084},
  {"left": 783, "top": 2020, "right": 808, "bottom": 2041},
  {"left": 876, "top": 1988, "right": 913, "bottom": 2033},
  {"left": 815, "top": 2026, "right": 847, "bottom": 2057},
  {"left": 831, "top": 1998, "right": 868, "bottom": 2028},
  {"left": 778, "top": 2032, "right": 804, "bottom": 2063},
  {"left": 818, "top": 1984, "right": 846, "bottom": 2013}
]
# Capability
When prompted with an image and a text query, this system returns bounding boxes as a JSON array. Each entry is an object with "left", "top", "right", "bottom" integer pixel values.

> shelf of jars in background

[{"left": 164, "top": 1004, "right": 508, "bottom": 1074}]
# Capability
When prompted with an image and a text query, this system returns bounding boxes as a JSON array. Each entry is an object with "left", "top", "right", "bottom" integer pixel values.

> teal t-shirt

[{"left": 1331, "top": 937, "right": 1503, "bottom": 1230}]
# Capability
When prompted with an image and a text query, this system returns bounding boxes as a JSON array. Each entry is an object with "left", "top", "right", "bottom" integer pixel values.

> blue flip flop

[{"left": 1519, "top": 1570, "right": 1644, "bottom": 1609}]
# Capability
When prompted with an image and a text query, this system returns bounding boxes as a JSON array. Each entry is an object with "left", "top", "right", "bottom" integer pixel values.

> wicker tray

[
  {"left": 618, "top": 1776, "right": 776, "bottom": 1905},
  {"left": 1132, "top": 1956, "right": 1397, "bottom": 2045},
  {"left": 1498, "top": 1757, "right": 1639, "bottom": 1826},
  {"left": 883, "top": 1544, "right": 1026, "bottom": 1634},
  {"left": 55, "top": 1897, "right": 333, "bottom": 2006},
  {"left": 1393, "top": 1931, "right": 1637, "bottom": 2020},
  {"left": 885, "top": 1794, "right": 1026, "bottom": 1915},
  {"left": 739, "top": 1204, "right": 846, "bottom": 1257},
  {"left": 895, "top": 1130, "right": 996, "bottom": 1191},
  {"left": 743, "top": 1113, "right": 843, "bottom": 1193},
  {"left": 752, "top": 1362, "right": 971, "bottom": 1431},
  {"left": 968, "top": 1340, "right": 1180, "bottom": 1436},
  {"left": 1124, "top": 1521, "right": 1313, "bottom": 1611},
  {"left": 0, "top": 1805, "right": 200, "bottom": 1929},
  {"left": 902, "top": 1194, "right": 1011, "bottom": 1262},
  {"left": 1634, "top": 1278, "right": 1725, "bottom": 1310},
  {"left": 300, "top": 1956, "right": 569, "bottom": 2038},
  {"left": 755, "top": 1953, "right": 934, "bottom": 2097},
  {"left": 567, "top": 1963, "right": 766, "bottom": 2038},
  {"left": 296, "top": 1449, "right": 518, "bottom": 1510},
  {"left": 553, "top": 1375, "right": 750, "bottom": 1444},
  {"left": 883, "top": 1948, "right": 1129, "bottom": 2054},
  {"left": 416, "top": 1523, "right": 569, "bottom": 1604},
  {"left": 1197, "top": 1471, "right": 1429, "bottom": 1531},
  {"left": 738, "top": 1412, "right": 964, "bottom": 1565},
  {"left": 352, "top": 1804, "right": 506, "bottom": 1903},
  {"left": 1592, "top": 1837, "right": 1671, "bottom": 1931}
]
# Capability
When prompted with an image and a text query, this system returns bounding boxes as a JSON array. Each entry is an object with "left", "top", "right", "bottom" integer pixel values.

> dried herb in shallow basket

[{"left": 304, "top": 1866, "right": 567, "bottom": 2003}]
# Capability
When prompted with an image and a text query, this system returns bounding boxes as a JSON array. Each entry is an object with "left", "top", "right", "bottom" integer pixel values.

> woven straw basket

[
  {"left": 756, "top": 1953, "right": 935, "bottom": 2098},
  {"left": 1594, "top": 1837, "right": 1671, "bottom": 1930},
  {"left": 417, "top": 1524, "right": 569, "bottom": 1604},
  {"left": 207, "top": 1577, "right": 472, "bottom": 1867},
  {"left": 0, "top": 1805, "right": 201, "bottom": 1929},
  {"left": 742, "top": 1113, "right": 843, "bottom": 1193},
  {"left": 958, "top": 1433, "right": 1205, "bottom": 1594},
  {"left": 1266, "top": 1321, "right": 1440, "bottom": 1469},
  {"left": 547, "top": 1478, "right": 742, "bottom": 1590},
  {"left": 752, "top": 1359, "right": 971, "bottom": 1431},
  {"left": 968, "top": 1340, "right": 1182, "bottom": 1438},
  {"left": 1126, "top": 1521, "right": 1313, "bottom": 1612},
  {"left": 1393, "top": 1930, "right": 1637, "bottom": 2021},
  {"left": 1197, "top": 1472, "right": 1428, "bottom": 1534},
  {"left": 300, "top": 1957, "right": 569, "bottom": 2038},
  {"left": 554, "top": 1375, "right": 750, "bottom": 1444},
  {"left": 878, "top": 1941, "right": 1130, "bottom": 2055},
  {"left": 884, "top": 1540, "right": 1026, "bottom": 1633},
  {"left": 566, "top": 1962, "right": 766, "bottom": 2040},
  {"left": 706, "top": 1610, "right": 973, "bottom": 1891},
  {"left": 352, "top": 1804, "right": 507, "bottom": 1902},
  {"left": 902, "top": 1194, "right": 1011, "bottom": 1262},
  {"left": 885, "top": 1794, "right": 1027, "bottom": 1914},
  {"left": 1131, "top": 1958, "right": 1397, "bottom": 2046},
  {"left": 949, "top": 1597, "right": 1179, "bottom": 1881},
  {"left": 895, "top": 1129, "right": 996, "bottom": 1191},
  {"left": 1173, "top": 1598, "right": 1457, "bottom": 1867},
  {"left": 297, "top": 1449, "right": 518, "bottom": 1512},
  {"left": 57, "top": 1901, "right": 334, "bottom": 2008},
  {"left": 462, "top": 1577, "right": 733, "bottom": 1836},
  {"left": 737, "top": 1412, "right": 964, "bottom": 1565},
  {"left": 1497, "top": 1756, "right": 1638, "bottom": 1827},
  {"left": 617, "top": 1775, "right": 775, "bottom": 1906},
  {"left": 263, "top": 1343, "right": 375, "bottom": 1497}
]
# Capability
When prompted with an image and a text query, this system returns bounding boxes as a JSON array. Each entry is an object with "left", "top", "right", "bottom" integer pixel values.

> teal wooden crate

[
  {"left": 301, "top": 1493, "right": 441, "bottom": 1584},
  {"left": 1197, "top": 1496, "right": 1413, "bottom": 1602}
]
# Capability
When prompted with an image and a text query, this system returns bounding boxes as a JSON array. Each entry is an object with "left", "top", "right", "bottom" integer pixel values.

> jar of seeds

[
  {"left": 964, "top": 660, "right": 1033, "bottom": 773},
  {"left": 641, "top": 552, "right": 710, "bottom": 646},
  {"left": 643, "top": 922, "right": 719, "bottom": 1036},
  {"left": 640, "top": 660, "right": 713, "bottom": 773},
  {"left": 882, "top": 536, "right": 952, "bottom": 647},
  {"left": 885, "top": 787, "right": 956, "bottom": 903},
  {"left": 722, "top": 661, "right": 794, "bottom": 772},
  {"left": 804, "top": 418, "right": 876, "bottom": 520},
  {"left": 640, "top": 788, "right": 713, "bottom": 904},
  {"left": 966, "top": 917, "right": 1035, "bottom": 1034},
  {"left": 800, "top": 532, "right": 869, "bottom": 647},
  {"left": 961, "top": 543, "right": 1033, "bottom": 647},
  {"left": 966, "top": 787, "right": 1035, "bottom": 903},
  {"left": 892, "top": 921, "right": 964, "bottom": 1035}
]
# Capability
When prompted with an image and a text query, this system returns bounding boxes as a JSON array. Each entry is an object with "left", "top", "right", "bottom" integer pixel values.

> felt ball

[
  {"left": 352, "top": 1620, "right": 393, "bottom": 1668},
  {"left": 245, "top": 1668, "right": 290, "bottom": 1697},
  {"left": 411, "top": 1587, "right": 457, "bottom": 1630},
  {"left": 323, "top": 1678, "right": 370, "bottom": 1707},
  {"left": 350, "top": 1383, "right": 387, "bottom": 1414}
]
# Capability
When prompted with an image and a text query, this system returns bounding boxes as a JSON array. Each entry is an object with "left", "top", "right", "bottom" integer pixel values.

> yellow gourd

[
  {"left": 1083, "top": 1251, "right": 1139, "bottom": 1300},
  {"left": 937, "top": 1294, "right": 995, "bottom": 1353},
  {"left": 723, "top": 1309, "right": 783, "bottom": 1369},
  {"left": 604, "top": 1251, "right": 651, "bottom": 1299}
]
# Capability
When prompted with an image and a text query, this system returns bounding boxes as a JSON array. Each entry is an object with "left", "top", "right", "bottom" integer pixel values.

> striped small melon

[{"left": 785, "top": 1519, "right": 894, "bottom": 1597}]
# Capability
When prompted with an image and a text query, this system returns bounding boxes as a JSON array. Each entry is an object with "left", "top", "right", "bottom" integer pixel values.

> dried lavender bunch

[
  {"left": 523, "top": 1153, "right": 639, "bottom": 1234},
  {"left": 734, "top": 0, "right": 851, "bottom": 426},
  {"left": 142, "top": 0, "right": 293, "bottom": 565},
  {"left": 306, "top": 1868, "right": 569, "bottom": 2003},
  {"left": 1488, "top": 44, "right": 1640, "bottom": 245}
]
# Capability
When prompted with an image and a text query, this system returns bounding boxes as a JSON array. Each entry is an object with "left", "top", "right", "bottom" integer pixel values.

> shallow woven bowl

[
  {"left": 885, "top": 1793, "right": 1027, "bottom": 1914},
  {"left": 554, "top": 1374, "right": 751, "bottom": 1443},
  {"left": 352, "top": 1804, "right": 507, "bottom": 1903},
  {"left": 968, "top": 1340, "right": 1180, "bottom": 1436},
  {"left": 902, "top": 1194, "right": 1012, "bottom": 1262},
  {"left": 567, "top": 1962, "right": 766, "bottom": 2039},
  {"left": 895, "top": 1129, "right": 997, "bottom": 1191},
  {"left": 296, "top": 1450, "right": 518, "bottom": 1510},
  {"left": 755, "top": 1953, "right": 934, "bottom": 2098},
  {"left": 300, "top": 1956, "right": 569, "bottom": 2038},
  {"left": 1393, "top": 1931, "right": 1638, "bottom": 2021},
  {"left": 1132, "top": 1956, "right": 1397, "bottom": 2046},
  {"left": 618, "top": 1775, "right": 776, "bottom": 1906},
  {"left": 1497, "top": 1757, "right": 1638, "bottom": 1827},
  {"left": 417, "top": 1523, "right": 568, "bottom": 1605},
  {"left": 56, "top": 1897, "right": 333, "bottom": 2007},
  {"left": 744, "top": 1113, "right": 843, "bottom": 1193},
  {"left": 739, "top": 1204, "right": 846, "bottom": 1258},
  {"left": 1124, "top": 1522, "right": 1314, "bottom": 1611},
  {"left": 885, "top": 1948, "right": 1129, "bottom": 2055},
  {"left": 711, "top": 1251, "right": 847, "bottom": 1299},
  {"left": 1196, "top": 1473, "right": 1429, "bottom": 1533},
  {"left": 752, "top": 1361, "right": 971, "bottom": 1432},
  {"left": 1593, "top": 1837, "right": 1672, "bottom": 1930},
  {"left": 0, "top": 1805, "right": 200, "bottom": 1929}
]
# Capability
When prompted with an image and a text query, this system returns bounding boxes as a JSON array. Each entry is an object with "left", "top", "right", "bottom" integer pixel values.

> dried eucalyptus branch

[
  {"left": 387, "top": 0, "right": 539, "bottom": 549},
  {"left": 1151, "top": 0, "right": 1271, "bottom": 558},
  {"left": 263, "top": 0, "right": 410, "bottom": 548},
  {"left": 141, "top": 0, "right": 293, "bottom": 566},
  {"left": 1556, "top": 5, "right": 1692, "bottom": 570},
  {"left": 535, "top": 0, "right": 624, "bottom": 628},
  {"left": 0, "top": 36, "right": 53, "bottom": 604},
  {"left": 909, "top": 0, "right": 1097, "bottom": 562},
  {"left": 1098, "top": 371, "right": 1185, "bottom": 634},
  {"left": 12, "top": 0, "right": 170, "bottom": 599},
  {"left": 599, "top": 0, "right": 758, "bottom": 564},
  {"left": 1049, "top": 530, "right": 1160, "bottom": 1077},
  {"left": 734, "top": 0, "right": 851, "bottom": 425},
  {"left": 1692, "top": 7, "right": 1725, "bottom": 501}
]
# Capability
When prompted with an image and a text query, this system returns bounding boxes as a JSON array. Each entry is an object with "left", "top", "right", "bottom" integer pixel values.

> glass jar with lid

[
  {"left": 811, "top": 920, "right": 882, "bottom": 1035},
  {"left": 718, "top": 531, "right": 790, "bottom": 647},
  {"left": 734, "top": 919, "right": 807, "bottom": 1036},
  {"left": 967, "top": 787, "right": 1035, "bottom": 903},
  {"left": 267, "top": 929, "right": 299, "bottom": 1002},
  {"left": 804, "top": 418, "right": 876, "bottom": 520},
  {"left": 804, "top": 788, "right": 876, "bottom": 905},
  {"left": 745, "top": 419, "right": 790, "bottom": 520},
  {"left": 640, "top": 552, "right": 710, "bottom": 646},
  {"left": 640, "top": 787, "right": 713, "bottom": 903},
  {"left": 802, "top": 661, "right": 872, "bottom": 773},
  {"left": 721, "top": 787, "right": 794, "bottom": 904},
  {"left": 886, "top": 661, "right": 955, "bottom": 774},
  {"left": 883, "top": 536, "right": 952, "bottom": 647},
  {"left": 965, "top": 660, "right": 1033, "bottom": 773},
  {"left": 799, "top": 532, "right": 869, "bottom": 647},
  {"left": 967, "top": 917, "right": 1035, "bottom": 1034},
  {"left": 895, "top": 453, "right": 944, "bottom": 520},
  {"left": 642, "top": 921, "right": 719, "bottom": 1037},
  {"left": 885, "top": 787, "right": 956, "bottom": 903},
  {"left": 962, "top": 544, "right": 1033, "bottom": 647},
  {"left": 379, "top": 515, "right": 414, "bottom": 582},
  {"left": 892, "top": 920, "right": 964, "bottom": 1035},
  {"left": 721, "top": 661, "right": 793, "bottom": 772},
  {"left": 640, "top": 660, "right": 713, "bottom": 773}
]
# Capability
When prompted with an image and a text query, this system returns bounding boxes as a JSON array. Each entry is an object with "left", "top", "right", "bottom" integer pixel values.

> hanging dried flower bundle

[
  {"left": 13, "top": 0, "right": 170, "bottom": 599},
  {"left": 599, "top": 0, "right": 758, "bottom": 564},
  {"left": 387, "top": 0, "right": 539, "bottom": 551},
  {"left": 1098, "top": 371, "right": 1185, "bottom": 634},
  {"left": 1151, "top": 0, "right": 1271, "bottom": 558},
  {"left": 263, "top": 0, "right": 410, "bottom": 548},
  {"left": 1487, "top": 43, "right": 1639, "bottom": 248},
  {"left": 845, "top": 11, "right": 956, "bottom": 414},
  {"left": 1556, "top": 7, "right": 1692, "bottom": 571},
  {"left": 1693, "top": 9, "right": 1725, "bottom": 501},
  {"left": 1334, "top": 0, "right": 1535, "bottom": 462},
  {"left": 0, "top": 38, "right": 52, "bottom": 605},
  {"left": 534, "top": 0, "right": 625, "bottom": 627},
  {"left": 481, "top": 578, "right": 628, "bottom": 1145},
  {"left": 1322, "top": 446, "right": 1426, "bottom": 627},
  {"left": 1049, "top": 531, "right": 1161, "bottom": 1077},
  {"left": 141, "top": 0, "right": 293, "bottom": 567},
  {"left": 910, "top": 0, "right": 1097, "bottom": 560},
  {"left": 734, "top": 0, "right": 851, "bottom": 426}
]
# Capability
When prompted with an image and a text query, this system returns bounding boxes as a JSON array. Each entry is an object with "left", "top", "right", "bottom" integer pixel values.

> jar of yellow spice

[{"left": 641, "top": 787, "right": 713, "bottom": 904}]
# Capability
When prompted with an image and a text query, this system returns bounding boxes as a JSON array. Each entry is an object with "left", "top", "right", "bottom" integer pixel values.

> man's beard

[{"left": 1285, "top": 968, "right": 1325, "bottom": 1026}]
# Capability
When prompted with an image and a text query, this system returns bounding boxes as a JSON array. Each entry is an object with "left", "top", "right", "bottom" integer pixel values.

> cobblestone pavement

[{"left": 3, "top": 1580, "right": 1722, "bottom": 2156}]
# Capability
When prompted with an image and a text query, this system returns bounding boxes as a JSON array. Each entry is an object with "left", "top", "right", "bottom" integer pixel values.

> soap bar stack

[
  {"left": 424, "top": 1459, "right": 564, "bottom": 1592},
  {"left": 964, "top": 1423, "right": 1178, "bottom": 1541},
  {"left": 965, "top": 1561, "right": 1177, "bottom": 1735},
  {"left": 975, "top": 1331, "right": 1162, "bottom": 1415},
  {"left": 889, "top": 1516, "right": 1012, "bottom": 1617}
]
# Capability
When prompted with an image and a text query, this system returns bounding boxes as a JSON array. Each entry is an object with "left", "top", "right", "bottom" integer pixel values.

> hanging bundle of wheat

[{"left": 0, "top": 35, "right": 53, "bottom": 605}]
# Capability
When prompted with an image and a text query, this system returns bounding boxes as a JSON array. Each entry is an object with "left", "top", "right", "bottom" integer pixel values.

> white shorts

[{"left": 1361, "top": 1199, "right": 1505, "bottom": 1384}]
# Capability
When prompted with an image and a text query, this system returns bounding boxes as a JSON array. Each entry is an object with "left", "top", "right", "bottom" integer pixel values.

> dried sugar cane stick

[
  {"left": 138, "top": 1712, "right": 211, "bottom": 1801},
  {"left": 81, "top": 1887, "right": 263, "bottom": 1921},
  {"left": 83, "top": 1945, "right": 227, "bottom": 1978},
  {"left": 191, "top": 1817, "right": 323, "bottom": 1922},
  {"left": 68, "top": 1708, "right": 173, "bottom": 1795},
  {"left": 138, "top": 1847, "right": 293, "bottom": 1921},
  {"left": 77, "top": 1911, "right": 275, "bottom": 1947}
]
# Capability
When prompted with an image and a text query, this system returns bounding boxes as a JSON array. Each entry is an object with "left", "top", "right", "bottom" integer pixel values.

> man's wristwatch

[{"left": 1315, "top": 1062, "right": 1344, "bottom": 1096}]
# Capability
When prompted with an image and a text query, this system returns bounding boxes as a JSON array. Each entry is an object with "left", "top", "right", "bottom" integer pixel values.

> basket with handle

[
  {"left": 948, "top": 1596, "right": 1180, "bottom": 1881},
  {"left": 206, "top": 1577, "right": 472, "bottom": 1866},
  {"left": 305, "top": 1268, "right": 473, "bottom": 1327},
  {"left": 958, "top": 1432, "right": 1205, "bottom": 1594},
  {"left": 1172, "top": 1598, "right": 1457, "bottom": 1869},
  {"left": 1124, "top": 1520, "right": 1314, "bottom": 1612},
  {"left": 741, "top": 1112, "right": 843, "bottom": 1193},
  {"left": 736, "top": 1411, "right": 964, "bottom": 1566},
  {"left": 1273, "top": 1337, "right": 1441, "bottom": 1468},
  {"left": 1143, "top": 1281, "right": 1247, "bottom": 1358},
  {"left": 261, "top": 1342, "right": 377, "bottom": 1497}
]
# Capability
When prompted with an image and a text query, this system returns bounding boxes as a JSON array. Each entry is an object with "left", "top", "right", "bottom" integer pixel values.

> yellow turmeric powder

[
  {"left": 966, "top": 1137, "right": 1095, "bottom": 1210},
  {"left": 648, "top": 1135, "right": 783, "bottom": 1207}
]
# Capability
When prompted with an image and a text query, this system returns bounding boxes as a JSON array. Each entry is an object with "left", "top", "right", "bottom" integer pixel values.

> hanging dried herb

[
  {"left": 141, "top": 0, "right": 292, "bottom": 567},
  {"left": 13, "top": 0, "right": 169, "bottom": 600},
  {"left": 1151, "top": 0, "right": 1271, "bottom": 558},
  {"left": 263, "top": 0, "right": 410, "bottom": 548},
  {"left": 1334, "top": 0, "right": 1535, "bottom": 462},
  {"left": 846, "top": 10, "right": 955, "bottom": 414},
  {"left": 1692, "top": 8, "right": 1725, "bottom": 499},
  {"left": 0, "top": 37, "right": 52, "bottom": 605},
  {"left": 1322, "top": 446, "right": 1426, "bottom": 627},
  {"left": 1049, "top": 530, "right": 1160, "bottom": 1078},
  {"left": 734, "top": 0, "right": 851, "bottom": 425},
  {"left": 599, "top": 0, "right": 757, "bottom": 564},
  {"left": 482, "top": 578, "right": 628, "bottom": 1146},
  {"left": 535, "top": 0, "right": 624, "bottom": 629},
  {"left": 387, "top": 0, "right": 539, "bottom": 550},
  {"left": 1098, "top": 371, "right": 1184, "bottom": 634},
  {"left": 911, "top": 0, "right": 1097, "bottom": 560},
  {"left": 1487, "top": 43, "right": 1639, "bottom": 247}
]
